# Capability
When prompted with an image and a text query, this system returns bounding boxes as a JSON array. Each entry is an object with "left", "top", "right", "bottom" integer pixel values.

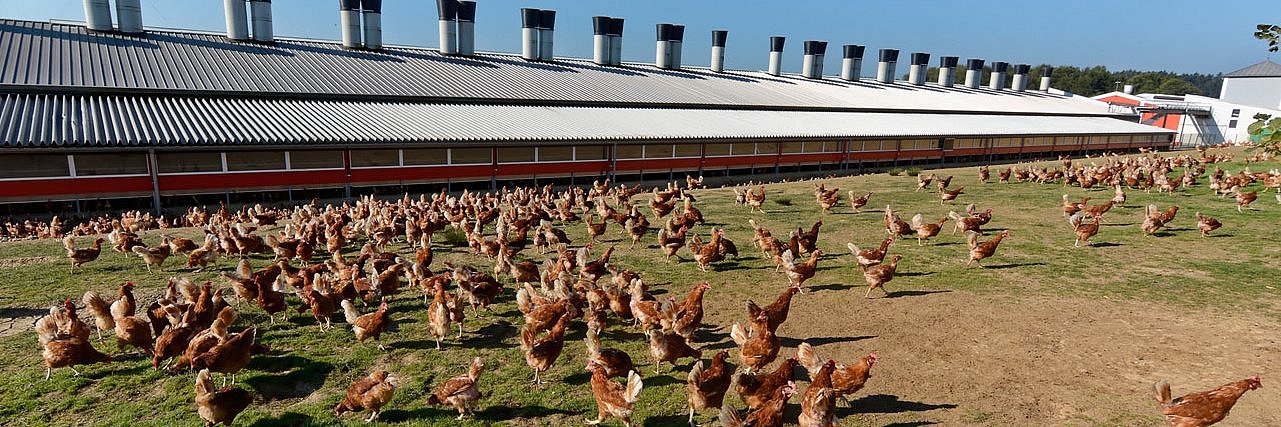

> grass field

[{"left": 2, "top": 147, "right": 1280, "bottom": 426}]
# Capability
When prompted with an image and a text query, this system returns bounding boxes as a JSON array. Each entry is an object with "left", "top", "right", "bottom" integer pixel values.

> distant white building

[
  {"left": 1219, "top": 60, "right": 1281, "bottom": 110},
  {"left": 1090, "top": 61, "right": 1281, "bottom": 146}
]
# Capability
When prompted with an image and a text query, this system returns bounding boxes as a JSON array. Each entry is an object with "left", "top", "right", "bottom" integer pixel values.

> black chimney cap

[
  {"left": 362, "top": 0, "right": 382, "bottom": 13},
  {"left": 879, "top": 48, "right": 899, "bottom": 62},
  {"left": 342, "top": 0, "right": 361, "bottom": 11},
  {"left": 1013, "top": 63, "right": 1030, "bottom": 74},
  {"left": 607, "top": 17, "right": 624, "bottom": 36},
  {"left": 656, "top": 23, "right": 673, "bottom": 41},
  {"left": 910, "top": 52, "right": 930, "bottom": 65},
  {"left": 520, "top": 8, "right": 539, "bottom": 28},
  {"left": 803, "top": 40, "right": 827, "bottom": 55},
  {"left": 711, "top": 30, "right": 728, "bottom": 47},
  {"left": 940, "top": 56, "right": 959, "bottom": 68},
  {"left": 670, "top": 25, "right": 685, "bottom": 42},
  {"left": 992, "top": 61, "right": 1008, "bottom": 72},
  {"left": 437, "top": 0, "right": 458, "bottom": 20},
  {"left": 769, "top": 36, "right": 785, "bottom": 52},
  {"left": 456, "top": 1, "right": 475, "bottom": 22},
  {"left": 1042, "top": 66, "right": 1054, "bottom": 77},
  {"left": 966, "top": 58, "right": 984, "bottom": 69},
  {"left": 843, "top": 44, "right": 865, "bottom": 59},
  {"left": 593, "top": 16, "right": 610, "bottom": 35},
  {"left": 539, "top": 9, "right": 556, "bottom": 30}
]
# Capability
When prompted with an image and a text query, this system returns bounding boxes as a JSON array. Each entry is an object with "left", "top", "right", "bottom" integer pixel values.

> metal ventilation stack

[
  {"left": 340, "top": 0, "right": 362, "bottom": 48},
  {"left": 802, "top": 41, "right": 827, "bottom": 79},
  {"left": 82, "top": 0, "right": 113, "bottom": 32},
  {"left": 710, "top": 30, "right": 728, "bottom": 72},
  {"left": 841, "top": 45, "right": 864, "bottom": 81},
  {"left": 908, "top": 52, "right": 930, "bottom": 85},
  {"left": 593, "top": 16, "right": 611, "bottom": 65},
  {"left": 669, "top": 25, "right": 685, "bottom": 69},
  {"left": 520, "top": 8, "right": 539, "bottom": 60},
  {"left": 938, "top": 56, "right": 959, "bottom": 87},
  {"left": 363, "top": 0, "right": 384, "bottom": 50},
  {"left": 607, "top": 18, "right": 624, "bottom": 66},
  {"left": 437, "top": 0, "right": 458, "bottom": 55},
  {"left": 965, "top": 59, "right": 984, "bottom": 89},
  {"left": 115, "top": 0, "right": 143, "bottom": 34},
  {"left": 1040, "top": 66, "right": 1055, "bottom": 91},
  {"left": 876, "top": 48, "right": 899, "bottom": 84},
  {"left": 767, "top": 36, "right": 785, "bottom": 76},
  {"left": 224, "top": 0, "right": 249, "bottom": 40},
  {"left": 456, "top": 1, "right": 475, "bottom": 56},
  {"left": 989, "top": 61, "right": 1009, "bottom": 90},
  {"left": 655, "top": 24, "right": 674, "bottom": 69},
  {"left": 250, "top": 0, "right": 273, "bottom": 43},
  {"left": 1011, "top": 64, "right": 1030, "bottom": 92}
]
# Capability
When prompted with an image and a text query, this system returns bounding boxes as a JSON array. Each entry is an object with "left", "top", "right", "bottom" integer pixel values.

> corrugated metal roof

[
  {"left": 1224, "top": 60, "right": 1281, "bottom": 78},
  {"left": 0, "top": 93, "right": 1169, "bottom": 148},
  {"left": 0, "top": 19, "right": 1115, "bottom": 116}
]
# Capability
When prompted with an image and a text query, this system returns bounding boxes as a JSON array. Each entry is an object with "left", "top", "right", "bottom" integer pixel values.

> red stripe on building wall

[
  {"left": 159, "top": 170, "right": 348, "bottom": 192},
  {"left": 0, "top": 176, "right": 153, "bottom": 198}
]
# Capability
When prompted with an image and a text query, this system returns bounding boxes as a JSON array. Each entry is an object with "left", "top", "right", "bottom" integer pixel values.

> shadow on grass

[
  {"left": 884, "top": 422, "right": 941, "bottom": 427},
  {"left": 1090, "top": 242, "right": 1122, "bottom": 248},
  {"left": 810, "top": 283, "right": 852, "bottom": 292},
  {"left": 643, "top": 414, "right": 689, "bottom": 426},
  {"left": 780, "top": 335, "right": 875, "bottom": 348},
  {"left": 460, "top": 321, "right": 518, "bottom": 349},
  {"left": 476, "top": 404, "right": 576, "bottom": 421},
  {"left": 0, "top": 307, "right": 47, "bottom": 319},
  {"left": 247, "top": 412, "right": 315, "bottom": 426},
  {"left": 980, "top": 262, "right": 1046, "bottom": 270},
  {"left": 380, "top": 407, "right": 451, "bottom": 423},
  {"left": 897, "top": 271, "right": 934, "bottom": 277},
  {"left": 244, "top": 355, "right": 333, "bottom": 401},
  {"left": 841, "top": 394, "right": 958, "bottom": 415},
  {"left": 887, "top": 290, "right": 951, "bottom": 298},
  {"left": 1208, "top": 233, "right": 1234, "bottom": 238}
]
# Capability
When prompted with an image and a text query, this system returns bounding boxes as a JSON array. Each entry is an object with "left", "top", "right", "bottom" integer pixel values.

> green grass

[{"left": 1, "top": 148, "right": 1279, "bottom": 426}]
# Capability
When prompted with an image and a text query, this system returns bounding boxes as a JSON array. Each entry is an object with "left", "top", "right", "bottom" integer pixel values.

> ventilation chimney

[
  {"left": 710, "top": 30, "right": 728, "bottom": 72},
  {"left": 224, "top": 0, "right": 249, "bottom": 40},
  {"left": 655, "top": 24, "right": 673, "bottom": 69},
  {"left": 456, "top": 1, "right": 475, "bottom": 56},
  {"left": 520, "top": 8, "right": 539, "bottom": 60},
  {"left": 876, "top": 48, "right": 899, "bottom": 84},
  {"left": 1039, "top": 66, "right": 1054, "bottom": 91},
  {"left": 116, "top": 0, "right": 143, "bottom": 33},
  {"left": 1011, "top": 64, "right": 1030, "bottom": 91},
  {"left": 593, "top": 16, "right": 611, "bottom": 65},
  {"left": 82, "top": 0, "right": 113, "bottom": 32},
  {"left": 437, "top": 0, "right": 458, "bottom": 55},
  {"left": 767, "top": 36, "right": 785, "bottom": 76},
  {"left": 937, "top": 56, "right": 958, "bottom": 87},
  {"left": 363, "top": 0, "right": 384, "bottom": 50},
  {"left": 250, "top": 0, "right": 273, "bottom": 43},
  {"left": 908, "top": 52, "right": 929, "bottom": 85},
  {"left": 340, "top": 0, "right": 362, "bottom": 49},
  {"left": 840, "top": 44, "right": 864, "bottom": 81},
  {"left": 607, "top": 18, "right": 624, "bottom": 65},
  {"left": 802, "top": 41, "right": 827, "bottom": 79},
  {"left": 538, "top": 10, "right": 556, "bottom": 61},
  {"left": 989, "top": 61, "right": 1008, "bottom": 90},
  {"left": 669, "top": 25, "right": 685, "bottom": 69},
  {"left": 964, "top": 59, "right": 984, "bottom": 89}
]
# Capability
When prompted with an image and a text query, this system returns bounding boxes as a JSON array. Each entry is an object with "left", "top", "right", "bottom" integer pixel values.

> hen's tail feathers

[
  {"left": 948, "top": 211, "right": 964, "bottom": 222},
  {"left": 797, "top": 342, "right": 824, "bottom": 379},
  {"left": 63, "top": 236, "right": 75, "bottom": 252},
  {"left": 846, "top": 243, "right": 861, "bottom": 256},
  {"left": 910, "top": 213, "right": 925, "bottom": 230},
  {"left": 623, "top": 371, "right": 644, "bottom": 405},
  {"left": 468, "top": 357, "right": 484, "bottom": 381},
  {"left": 966, "top": 231, "right": 980, "bottom": 249},
  {"left": 687, "top": 359, "right": 704, "bottom": 385},
  {"left": 584, "top": 328, "right": 601, "bottom": 357},
  {"left": 81, "top": 291, "right": 115, "bottom": 329},
  {"left": 730, "top": 322, "right": 748, "bottom": 347},
  {"left": 1154, "top": 380, "right": 1173, "bottom": 406},
  {"left": 236, "top": 258, "right": 253, "bottom": 280},
  {"left": 340, "top": 299, "right": 360, "bottom": 325},
  {"left": 1068, "top": 212, "right": 1085, "bottom": 229}
]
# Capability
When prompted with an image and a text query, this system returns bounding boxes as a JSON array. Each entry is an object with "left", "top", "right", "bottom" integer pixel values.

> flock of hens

[{"left": 27, "top": 147, "right": 1279, "bottom": 426}]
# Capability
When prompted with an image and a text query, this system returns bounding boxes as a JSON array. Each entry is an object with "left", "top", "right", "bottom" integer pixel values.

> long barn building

[{"left": 0, "top": 2, "right": 1171, "bottom": 212}]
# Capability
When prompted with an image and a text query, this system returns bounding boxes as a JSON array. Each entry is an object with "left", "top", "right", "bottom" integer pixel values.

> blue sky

[{"left": 2, "top": 0, "right": 1274, "bottom": 74}]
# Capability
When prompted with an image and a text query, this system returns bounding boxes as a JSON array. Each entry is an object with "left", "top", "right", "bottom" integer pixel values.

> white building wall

[
  {"left": 1218, "top": 76, "right": 1281, "bottom": 110},
  {"left": 1177, "top": 94, "right": 1281, "bottom": 145}
]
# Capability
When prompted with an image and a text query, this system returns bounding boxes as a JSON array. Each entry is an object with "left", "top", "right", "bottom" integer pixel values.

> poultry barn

[{"left": 0, "top": 1, "right": 1171, "bottom": 215}]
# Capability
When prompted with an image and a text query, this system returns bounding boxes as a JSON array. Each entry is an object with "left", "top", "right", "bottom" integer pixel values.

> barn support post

[{"left": 147, "top": 149, "right": 162, "bottom": 215}]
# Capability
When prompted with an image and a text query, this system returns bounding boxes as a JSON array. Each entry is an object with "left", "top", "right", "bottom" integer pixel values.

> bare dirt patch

[
  {"left": 0, "top": 255, "right": 59, "bottom": 269},
  {"left": 708, "top": 288, "right": 1281, "bottom": 425}
]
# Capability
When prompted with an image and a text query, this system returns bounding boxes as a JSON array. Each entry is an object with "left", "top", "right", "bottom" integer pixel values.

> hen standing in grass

[
  {"left": 334, "top": 369, "right": 396, "bottom": 423},
  {"left": 195, "top": 368, "right": 252, "bottom": 426},
  {"left": 1154, "top": 375, "right": 1261, "bottom": 427},
  {"left": 427, "top": 357, "right": 485, "bottom": 420}
]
